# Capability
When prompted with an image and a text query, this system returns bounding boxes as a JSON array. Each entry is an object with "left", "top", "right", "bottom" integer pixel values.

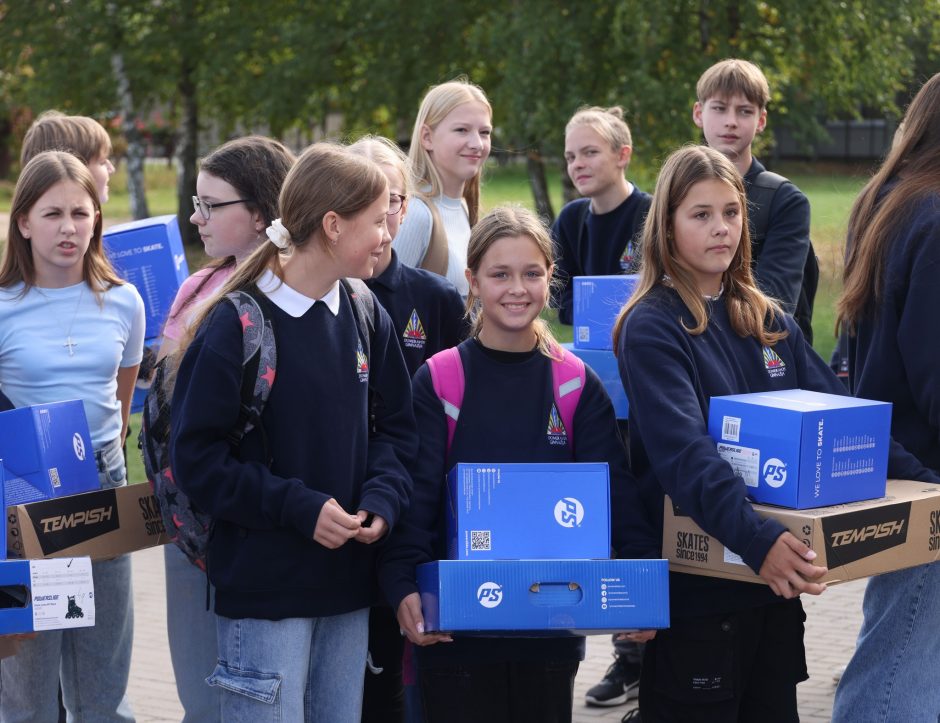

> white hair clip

[{"left": 266, "top": 218, "right": 291, "bottom": 249}]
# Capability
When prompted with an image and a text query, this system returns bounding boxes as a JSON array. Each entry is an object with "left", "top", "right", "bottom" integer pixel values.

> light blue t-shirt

[{"left": 0, "top": 280, "right": 146, "bottom": 447}]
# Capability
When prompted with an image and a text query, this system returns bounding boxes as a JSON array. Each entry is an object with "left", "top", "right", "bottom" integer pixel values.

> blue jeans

[
  {"left": 832, "top": 563, "right": 940, "bottom": 723},
  {"left": 0, "top": 438, "right": 135, "bottom": 722},
  {"left": 164, "top": 543, "right": 220, "bottom": 722},
  {"left": 209, "top": 608, "right": 369, "bottom": 723}
]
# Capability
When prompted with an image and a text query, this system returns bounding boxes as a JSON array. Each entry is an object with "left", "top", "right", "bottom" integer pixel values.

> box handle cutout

[
  {"left": 528, "top": 581, "right": 583, "bottom": 606},
  {"left": 0, "top": 586, "right": 30, "bottom": 609}
]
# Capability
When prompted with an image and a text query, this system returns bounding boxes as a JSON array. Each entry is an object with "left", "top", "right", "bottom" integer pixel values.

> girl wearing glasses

[
  {"left": 169, "top": 143, "right": 416, "bottom": 723},
  {"left": 349, "top": 136, "right": 466, "bottom": 723},
  {"left": 157, "top": 135, "right": 295, "bottom": 722},
  {"left": 393, "top": 79, "right": 492, "bottom": 298},
  {"left": 0, "top": 151, "right": 145, "bottom": 722}
]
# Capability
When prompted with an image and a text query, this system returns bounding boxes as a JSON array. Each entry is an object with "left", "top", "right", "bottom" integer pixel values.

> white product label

[
  {"left": 723, "top": 548, "right": 746, "bottom": 566},
  {"left": 577, "top": 326, "right": 590, "bottom": 343},
  {"left": 29, "top": 558, "right": 95, "bottom": 631},
  {"left": 717, "top": 443, "right": 761, "bottom": 488},
  {"left": 721, "top": 415, "right": 741, "bottom": 442}
]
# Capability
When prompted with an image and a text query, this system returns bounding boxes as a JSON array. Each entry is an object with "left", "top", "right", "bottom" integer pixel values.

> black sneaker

[{"left": 584, "top": 657, "right": 640, "bottom": 707}]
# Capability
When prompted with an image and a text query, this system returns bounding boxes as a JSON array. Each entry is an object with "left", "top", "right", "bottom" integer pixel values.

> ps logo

[
  {"left": 554, "top": 497, "right": 584, "bottom": 528},
  {"left": 72, "top": 433, "right": 86, "bottom": 461},
  {"left": 476, "top": 582, "right": 503, "bottom": 608},
  {"left": 763, "top": 458, "right": 787, "bottom": 488}
]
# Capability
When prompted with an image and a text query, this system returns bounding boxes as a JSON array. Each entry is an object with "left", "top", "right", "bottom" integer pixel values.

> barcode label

[
  {"left": 470, "top": 530, "right": 491, "bottom": 551},
  {"left": 722, "top": 416, "right": 741, "bottom": 442},
  {"left": 577, "top": 327, "right": 590, "bottom": 343},
  {"left": 49, "top": 468, "right": 61, "bottom": 489}
]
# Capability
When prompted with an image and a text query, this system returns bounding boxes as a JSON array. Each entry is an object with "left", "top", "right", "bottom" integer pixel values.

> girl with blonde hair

[{"left": 393, "top": 79, "right": 492, "bottom": 297}]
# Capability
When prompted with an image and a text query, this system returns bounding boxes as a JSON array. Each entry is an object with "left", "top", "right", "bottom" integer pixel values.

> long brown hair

[
  {"left": 178, "top": 143, "right": 386, "bottom": 357},
  {"left": 612, "top": 145, "right": 785, "bottom": 346},
  {"left": 466, "top": 205, "right": 562, "bottom": 360},
  {"left": 837, "top": 72, "right": 940, "bottom": 334},
  {"left": 1, "top": 151, "right": 122, "bottom": 299}
]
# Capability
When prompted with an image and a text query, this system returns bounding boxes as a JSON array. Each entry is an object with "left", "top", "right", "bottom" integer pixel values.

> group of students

[{"left": 0, "top": 60, "right": 937, "bottom": 723}]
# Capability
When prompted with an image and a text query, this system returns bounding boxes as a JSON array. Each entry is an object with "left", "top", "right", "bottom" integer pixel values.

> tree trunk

[
  {"left": 526, "top": 148, "right": 554, "bottom": 224},
  {"left": 176, "top": 61, "right": 199, "bottom": 248},
  {"left": 111, "top": 51, "right": 150, "bottom": 220},
  {"left": 0, "top": 115, "right": 11, "bottom": 179}
]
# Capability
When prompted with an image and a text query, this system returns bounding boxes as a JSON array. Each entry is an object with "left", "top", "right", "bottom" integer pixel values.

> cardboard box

[
  {"left": 6, "top": 483, "right": 169, "bottom": 561},
  {"left": 0, "top": 402, "right": 100, "bottom": 506},
  {"left": 418, "top": 559, "right": 669, "bottom": 634},
  {"left": 446, "top": 463, "right": 610, "bottom": 560},
  {"left": 0, "top": 557, "right": 95, "bottom": 634},
  {"left": 573, "top": 275, "right": 639, "bottom": 351},
  {"left": 662, "top": 479, "right": 940, "bottom": 585},
  {"left": 563, "top": 344, "right": 629, "bottom": 419},
  {"left": 709, "top": 389, "right": 891, "bottom": 508},
  {"left": 103, "top": 215, "right": 189, "bottom": 341}
]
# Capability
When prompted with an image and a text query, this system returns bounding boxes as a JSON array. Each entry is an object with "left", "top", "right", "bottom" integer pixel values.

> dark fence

[{"left": 775, "top": 118, "right": 899, "bottom": 161}]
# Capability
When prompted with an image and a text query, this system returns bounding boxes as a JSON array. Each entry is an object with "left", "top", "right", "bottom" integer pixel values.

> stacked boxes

[
  {"left": 2, "top": 402, "right": 169, "bottom": 562},
  {"left": 663, "top": 389, "right": 934, "bottom": 586},
  {"left": 103, "top": 215, "right": 189, "bottom": 412},
  {"left": 563, "top": 344, "right": 629, "bottom": 420},
  {"left": 419, "top": 462, "right": 669, "bottom": 634}
]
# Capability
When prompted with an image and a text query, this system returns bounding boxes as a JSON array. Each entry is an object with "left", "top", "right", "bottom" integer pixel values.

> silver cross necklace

[{"left": 41, "top": 285, "right": 85, "bottom": 357}]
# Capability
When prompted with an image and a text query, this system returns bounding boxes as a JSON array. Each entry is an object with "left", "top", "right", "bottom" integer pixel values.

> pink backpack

[{"left": 426, "top": 344, "right": 586, "bottom": 453}]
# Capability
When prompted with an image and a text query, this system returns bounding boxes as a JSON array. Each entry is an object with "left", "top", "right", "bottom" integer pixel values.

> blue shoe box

[
  {"left": 562, "top": 344, "right": 629, "bottom": 419},
  {"left": 708, "top": 389, "right": 891, "bottom": 508},
  {"left": 418, "top": 559, "right": 669, "bottom": 634},
  {"left": 573, "top": 275, "right": 639, "bottom": 351},
  {"left": 0, "top": 402, "right": 100, "bottom": 506},
  {"left": 0, "top": 557, "right": 95, "bottom": 634},
  {"left": 446, "top": 463, "right": 610, "bottom": 560},
  {"left": 0, "top": 464, "right": 5, "bottom": 559},
  {"left": 103, "top": 215, "right": 189, "bottom": 341}
]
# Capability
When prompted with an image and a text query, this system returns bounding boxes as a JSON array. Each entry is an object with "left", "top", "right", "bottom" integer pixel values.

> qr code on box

[
  {"left": 577, "top": 327, "right": 590, "bottom": 343},
  {"left": 470, "top": 530, "right": 491, "bottom": 551}
]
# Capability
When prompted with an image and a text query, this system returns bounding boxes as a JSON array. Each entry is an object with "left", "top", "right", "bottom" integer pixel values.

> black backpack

[
  {"left": 747, "top": 171, "right": 819, "bottom": 344},
  {"left": 139, "top": 279, "right": 375, "bottom": 571}
]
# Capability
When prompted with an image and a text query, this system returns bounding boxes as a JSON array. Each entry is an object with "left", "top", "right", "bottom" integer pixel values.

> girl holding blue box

[
  {"left": 381, "top": 205, "right": 657, "bottom": 723},
  {"left": 613, "top": 144, "right": 935, "bottom": 723},
  {"left": 0, "top": 151, "right": 145, "bottom": 722}
]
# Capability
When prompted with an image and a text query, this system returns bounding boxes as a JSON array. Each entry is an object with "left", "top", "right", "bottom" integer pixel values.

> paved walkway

[{"left": 125, "top": 545, "right": 864, "bottom": 722}]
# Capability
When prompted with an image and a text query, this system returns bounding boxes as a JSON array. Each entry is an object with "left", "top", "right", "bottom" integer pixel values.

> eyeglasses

[
  {"left": 192, "top": 196, "right": 252, "bottom": 221},
  {"left": 388, "top": 194, "right": 406, "bottom": 216}
]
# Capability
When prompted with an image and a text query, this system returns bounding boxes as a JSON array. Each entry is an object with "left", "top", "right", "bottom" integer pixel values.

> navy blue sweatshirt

[
  {"left": 745, "top": 158, "right": 811, "bottom": 310},
  {"left": 850, "top": 192, "right": 940, "bottom": 472},
  {"left": 617, "top": 285, "right": 937, "bottom": 619},
  {"left": 366, "top": 250, "right": 468, "bottom": 378},
  {"left": 380, "top": 338, "right": 659, "bottom": 665},
  {"left": 551, "top": 191, "right": 652, "bottom": 325},
  {"left": 170, "top": 281, "right": 417, "bottom": 620}
]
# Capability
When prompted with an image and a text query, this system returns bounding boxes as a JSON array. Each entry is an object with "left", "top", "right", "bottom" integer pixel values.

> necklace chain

[{"left": 39, "top": 286, "right": 85, "bottom": 357}]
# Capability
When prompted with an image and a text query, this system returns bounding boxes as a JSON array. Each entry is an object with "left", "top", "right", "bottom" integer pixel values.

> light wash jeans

[
  {"left": 0, "top": 438, "right": 135, "bottom": 723},
  {"left": 209, "top": 608, "right": 369, "bottom": 723},
  {"left": 164, "top": 543, "right": 220, "bottom": 722},
  {"left": 832, "top": 562, "right": 940, "bottom": 723}
]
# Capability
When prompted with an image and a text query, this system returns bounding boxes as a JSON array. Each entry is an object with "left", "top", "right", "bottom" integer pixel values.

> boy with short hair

[{"left": 693, "top": 59, "right": 815, "bottom": 340}]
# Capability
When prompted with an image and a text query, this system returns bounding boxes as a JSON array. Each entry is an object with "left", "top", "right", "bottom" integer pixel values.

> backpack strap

[
  {"left": 224, "top": 289, "right": 277, "bottom": 451},
  {"left": 551, "top": 346, "right": 586, "bottom": 452},
  {"left": 747, "top": 170, "right": 787, "bottom": 259},
  {"left": 426, "top": 347, "right": 465, "bottom": 454},
  {"left": 342, "top": 278, "right": 375, "bottom": 360}
]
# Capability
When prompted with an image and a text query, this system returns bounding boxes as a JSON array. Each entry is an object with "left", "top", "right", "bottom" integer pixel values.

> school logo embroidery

[
  {"left": 762, "top": 346, "right": 787, "bottom": 379},
  {"left": 546, "top": 404, "right": 568, "bottom": 446},
  {"left": 402, "top": 309, "right": 427, "bottom": 350},
  {"left": 356, "top": 339, "right": 369, "bottom": 383},
  {"left": 619, "top": 241, "right": 636, "bottom": 272}
]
